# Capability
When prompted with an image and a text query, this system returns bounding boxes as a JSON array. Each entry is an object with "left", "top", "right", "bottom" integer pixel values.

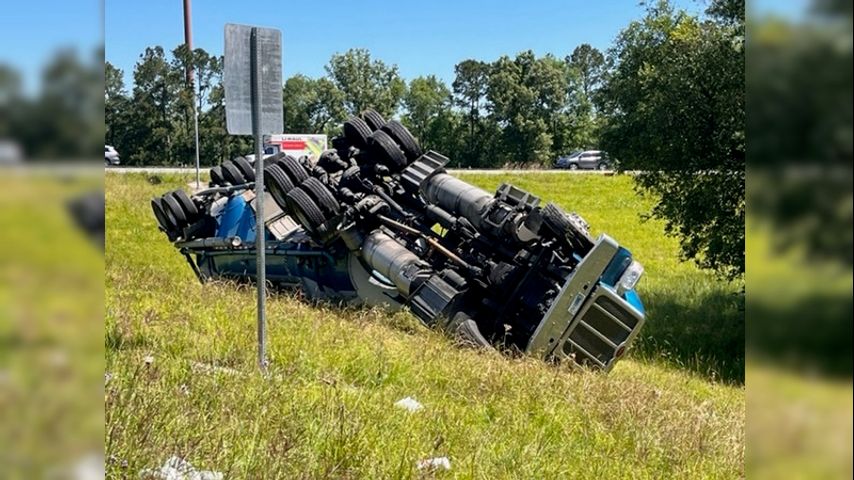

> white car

[{"left": 105, "top": 145, "right": 121, "bottom": 166}]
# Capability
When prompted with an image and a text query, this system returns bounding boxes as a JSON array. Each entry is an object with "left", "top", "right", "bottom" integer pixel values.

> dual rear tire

[
  {"left": 263, "top": 156, "right": 340, "bottom": 236},
  {"left": 151, "top": 189, "right": 200, "bottom": 238}
]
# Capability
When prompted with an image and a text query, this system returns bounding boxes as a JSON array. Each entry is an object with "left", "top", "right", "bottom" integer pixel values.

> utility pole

[{"left": 183, "top": 0, "right": 201, "bottom": 188}]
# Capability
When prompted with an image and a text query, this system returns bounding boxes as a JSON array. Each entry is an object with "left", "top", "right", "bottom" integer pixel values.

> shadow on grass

[
  {"left": 748, "top": 294, "right": 853, "bottom": 379},
  {"left": 633, "top": 289, "right": 745, "bottom": 384}
]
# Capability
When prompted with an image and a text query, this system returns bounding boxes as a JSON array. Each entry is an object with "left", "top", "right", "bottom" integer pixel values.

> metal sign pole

[
  {"left": 250, "top": 28, "right": 267, "bottom": 373},
  {"left": 223, "top": 23, "right": 281, "bottom": 375}
]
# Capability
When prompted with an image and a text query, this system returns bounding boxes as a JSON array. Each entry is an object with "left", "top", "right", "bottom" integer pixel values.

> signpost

[{"left": 223, "top": 23, "right": 283, "bottom": 373}]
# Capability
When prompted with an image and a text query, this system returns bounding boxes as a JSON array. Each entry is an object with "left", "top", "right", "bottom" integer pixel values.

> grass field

[
  {"left": 105, "top": 172, "right": 744, "bottom": 478},
  {"left": 1, "top": 176, "right": 103, "bottom": 474}
]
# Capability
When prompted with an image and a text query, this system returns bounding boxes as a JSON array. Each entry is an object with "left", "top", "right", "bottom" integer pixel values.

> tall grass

[{"left": 106, "top": 173, "right": 743, "bottom": 478}]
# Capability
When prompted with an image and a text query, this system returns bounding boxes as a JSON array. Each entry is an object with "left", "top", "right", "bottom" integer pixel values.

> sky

[
  {"left": 0, "top": 1, "right": 102, "bottom": 94},
  {"left": 0, "top": 0, "right": 810, "bottom": 95},
  {"left": 102, "top": 0, "right": 704, "bottom": 89}
]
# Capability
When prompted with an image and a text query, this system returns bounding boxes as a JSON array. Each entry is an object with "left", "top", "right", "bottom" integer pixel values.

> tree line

[
  {"left": 106, "top": 0, "right": 744, "bottom": 279},
  {"left": 106, "top": 42, "right": 606, "bottom": 168},
  {"left": 1, "top": 49, "right": 102, "bottom": 160}
]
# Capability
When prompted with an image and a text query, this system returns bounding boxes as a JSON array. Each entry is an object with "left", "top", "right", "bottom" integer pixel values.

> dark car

[{"left": 555, "top": 150, "right": 612, "bottom": 170}]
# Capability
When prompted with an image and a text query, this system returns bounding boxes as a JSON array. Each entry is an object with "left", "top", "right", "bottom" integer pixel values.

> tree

[
  {"left": 486, "top": 51, "right": 568, "bottom": 165},
  {"left": 567, "top": 44, "right": 605, "bottom": 99},
  {"left": 0, "top": 64, "right": 23, "bottom": 138},
  {"left": 325, "top": 49, "right": 405, "bottom": 117},
  {"left": 748, "top": 1, "right": 852, "bottom": 267},
  {"left": 105, "top": 62, "right": 128, "bottom": 147},
  {"left": 30, "top": 49, "right": 102, "bottom": 159},
  {"left": 452, "top": 60, "right": 490, "bottom": 139},
  {"left": 282, "top": 74, "right": 346, "bottom": 134},
  {"left": 599, "top": 0, "right": 745, "bottom": 278},
  {"left": 564, "top": 44, "right": 605, "bottom": 150},
  {"left": 402, "top": 75, "right": 451, "bottom": 143},
  {"left": 129, "top": 46, "right": 181, "bottom": 165},
  {"left": 450, "top": 60, "right": 493, "bottom": 166}
]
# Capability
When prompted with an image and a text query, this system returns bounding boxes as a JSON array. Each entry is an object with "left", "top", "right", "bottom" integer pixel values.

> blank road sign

[{"left": 224, "top": 23, "right": 283, "bottom": 135}]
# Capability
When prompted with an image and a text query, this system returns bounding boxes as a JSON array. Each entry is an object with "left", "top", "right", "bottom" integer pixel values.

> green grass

[
  {"left": 1, "top": 176, "right": 104, "bottom": 474},
  {"left": 105, "top": 172, "right": 744, "bottom": 478}
]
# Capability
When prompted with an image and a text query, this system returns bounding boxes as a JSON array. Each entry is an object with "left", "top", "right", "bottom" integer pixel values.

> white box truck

[{"left": 246, "top": 134, "right": 328, "bottom": 163}]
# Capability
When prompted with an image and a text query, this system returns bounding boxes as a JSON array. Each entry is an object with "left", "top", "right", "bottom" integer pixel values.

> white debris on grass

[
  {"left": 143, "top": 355, "right": 155, "bottom": 366},
  {"left": 139, "top": 456, "right": 223, "bottom": 480},
  {"left": 72, "top": 452, "right": 104, "bottom": 480},
  {"left": 416, "top": 456, "right": 451, "bottom": 471},
  {"left": 394, "top": 396, "right": 424, "bottom": 412}
]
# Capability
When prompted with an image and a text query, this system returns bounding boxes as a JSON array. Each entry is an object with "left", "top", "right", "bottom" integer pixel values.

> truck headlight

[{"left": 617, "top": 261, "right": 644, "bottom": 294}]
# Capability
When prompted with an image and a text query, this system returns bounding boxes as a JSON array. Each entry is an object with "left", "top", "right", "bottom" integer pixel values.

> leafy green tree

[
  {"left": 1, "top": 64, "right": 23, "bottom": 139},
  {"left": 748, "top": 2, "right": 852, "bottom": 266},
  {"left": 563, "top": 44, "right": 605, "bottom": 151},
  {"left": 567, "top": 43, "right": 605, "bottom": 99},
  {"left": 452, "top": 60, "right": 489, "bottom": 138},
  {"left": 170, "top": 45, "right": 226, "bottom": 166},
  {"left": 325, "top": 49, "right": 405, "bottom": 117},
  {"left": 487, "top": 51, "right": 567, "bottom": 165},
  {"left": 0, "top": 64, "right": 22, "bottom": 105},
  {"left": 599, "top": 0, "right": 745, "bottom": 278},
  {"left": 105, "top": 62, "right": 129, "bottom": 148},
  {"left": 402, "top": 75, "right": 451, "bottom": 144},
  {"left": 282, "top": 74, "right": 346, "bottom": 134},
  {"left": 452, "top": 60, "right": 491, "bottom": 166},
  {"left": 129, "top": 46, "right": 181, "bottom": 165},
  {"left": 21, "top": 49, "right": 103, "bottom": 159}
]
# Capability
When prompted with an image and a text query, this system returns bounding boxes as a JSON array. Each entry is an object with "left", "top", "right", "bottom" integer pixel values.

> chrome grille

[{"left": 560, "top": 286, "right": 644, "bottom": 371}]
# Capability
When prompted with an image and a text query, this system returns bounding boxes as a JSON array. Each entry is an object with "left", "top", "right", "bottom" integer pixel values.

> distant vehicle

[
  {"left": 555, "top": 150, "right": 612, "bottom": 170},
  {"left": 105, "top": 145, "right": 121, "bottom": 166},
  {"left": 0, "top": 140, "right": 23, "bottom": 164}
]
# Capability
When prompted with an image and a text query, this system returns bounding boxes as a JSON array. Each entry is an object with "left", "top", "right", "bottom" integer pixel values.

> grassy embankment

[{"left": 106, "top": 172, "right": 744, "bottom": 478}]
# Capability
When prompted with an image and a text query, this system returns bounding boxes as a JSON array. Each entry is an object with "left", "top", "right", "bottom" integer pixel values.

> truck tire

[
  {"left": 276, "top": 155, "right": 309, "bottom": 184},
  {"left": 161, "top": 193, "right": 188, "bottom": 228},
  {"left": 169, "top": 189, "right": 199, "bottom": 219},
  {"left": 232, "top": 156, "right": 256, "bottom": 181},
  {"left": 359, "top": 109, "right": 386, "bottom": 131},
  {"left": 380, "top": 120, "right": 422, "bottom": 162},
  {"left": 265, "top": 164, "right": 295, "bottom": 209},
  {"left": 221, "top": 161, "right": 246, "bottom": 185},
  {"left": 151, "top": 197, "right": 177, "bottom": 233},
  {"left": 366, "top": 130, "right": 407, "bottom": 171},
  {"left": 286, "top": 186, "right": 327, "bottom": 234},
  {"left": 343, "top": 117, "right": 372, "bottom": 149},
  {"left": 300, "top": 177, "right": 340, "bottom": 216},
  {"left": 209, "top": 166, "right": 225, "bottom": 186},
  {"left": 541, "top": 203, "right": 591, "bottom": 252},
  {"left": 447, "top": 312, "right": 492, "bottom": 349}
]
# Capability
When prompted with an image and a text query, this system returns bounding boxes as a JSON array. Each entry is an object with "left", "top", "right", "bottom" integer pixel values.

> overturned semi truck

[{"left": 151, "top": 110, "right": 646, "bottom": 371}]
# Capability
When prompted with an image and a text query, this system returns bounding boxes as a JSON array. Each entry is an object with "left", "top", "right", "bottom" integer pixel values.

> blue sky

[
  {"left": 102, "top": 0, "right": 705, "bottom": 89},
  {"left": 0, "top": 1, "right": 102, "bottom": 94},
  {"left": 0, "top": 1, "right": 809, "bottom": 94}
]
